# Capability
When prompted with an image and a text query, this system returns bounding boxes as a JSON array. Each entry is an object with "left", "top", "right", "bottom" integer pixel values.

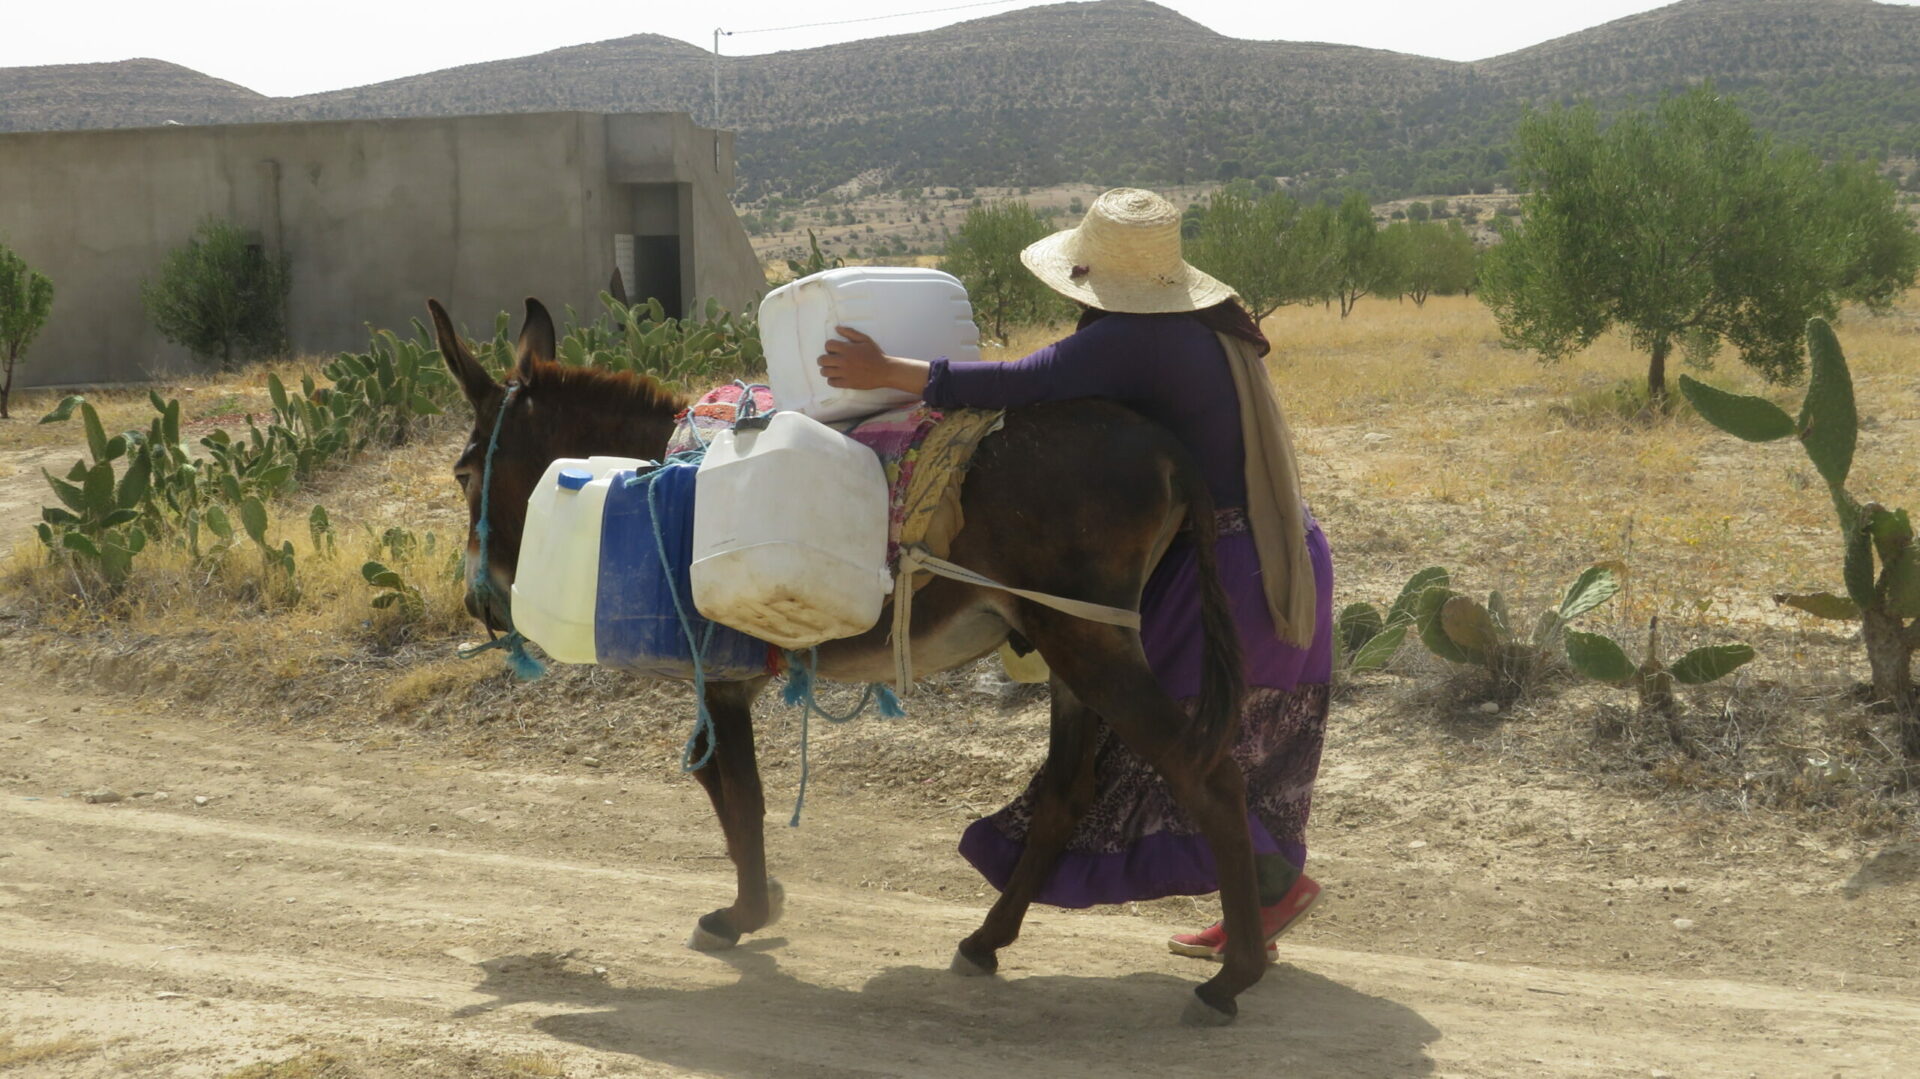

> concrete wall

[{"left": 0, "top": 112, "right": 763, "bottom": 388}]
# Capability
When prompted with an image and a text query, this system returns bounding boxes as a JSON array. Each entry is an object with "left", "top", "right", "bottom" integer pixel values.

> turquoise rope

[
  {"left": 626, "top": 454, "right": 725, "bottom": 772},
  {"left": 780, "top": 648, "right": 905, "bottom": 827},
  {"left": 456, "top": 382, "right": 547, "bottom": 682}
]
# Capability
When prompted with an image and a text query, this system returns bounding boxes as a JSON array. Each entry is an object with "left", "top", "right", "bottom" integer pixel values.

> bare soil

[{"left": 2, "top": 655, "right": 1917, "bottom": 1077}]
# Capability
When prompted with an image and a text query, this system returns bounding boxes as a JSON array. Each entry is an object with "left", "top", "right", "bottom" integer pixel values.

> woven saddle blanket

[{"left": 667, "top": 384, "right": 1004, "bottom": 585}]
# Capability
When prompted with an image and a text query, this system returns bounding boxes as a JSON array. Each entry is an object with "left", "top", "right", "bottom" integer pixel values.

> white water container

[
  {"left": 690, "top": 411, "right": 892, "bottom": 649},
  {"left": 760, "top": 266, "right": 982, "bottom": 422},
  {"left": 512, "top": 455, "right": 646, "bottom": 664}
]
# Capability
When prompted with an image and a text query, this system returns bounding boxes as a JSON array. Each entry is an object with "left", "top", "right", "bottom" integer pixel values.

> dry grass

[
  {"left": 992, "top": 292, "right": 1920, "bottom": 831},
  {"left": 4, "top": 290, "right": 1917, "bottom": 832},
  {"left": 500, "top": 1055, "right": 568, "bottom": 1078},
  {"left": 3, "top": 361, "right": 476, "bottom": 667},
  {"left": 0, "top": 357, "right": 336, "bottom": 449},
  {"left": 0, "top": 1032, "right": 99, "bottom": 1068},
  {"left": 220, "top": 1051, "right": 357, "bottom": 1079}
]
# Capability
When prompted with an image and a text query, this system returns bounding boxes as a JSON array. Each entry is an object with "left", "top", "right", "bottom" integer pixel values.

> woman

[{"left": 817, "top": 188, "right": 1334, "bottom": 961}]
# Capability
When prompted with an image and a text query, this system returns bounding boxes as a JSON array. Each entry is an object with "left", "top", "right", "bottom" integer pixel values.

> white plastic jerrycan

[
  {"left": 760, "top": 266, "right": 981, "bottom": 422},
  {"left": 512, "top": 455, "right": 646, "bottom": 664},
  {"left": 690, "top": 410, "right": 892, "bottom": 649}
]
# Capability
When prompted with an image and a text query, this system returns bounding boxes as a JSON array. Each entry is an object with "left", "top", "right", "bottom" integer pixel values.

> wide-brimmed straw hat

[{"left": 1020, "top": 188, "right": 1237, "bottom": 314}]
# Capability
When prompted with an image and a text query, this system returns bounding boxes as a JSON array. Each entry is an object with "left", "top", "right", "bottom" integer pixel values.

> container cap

[{"left": 556, "top": 468, "right": 593, "bottom": 491}]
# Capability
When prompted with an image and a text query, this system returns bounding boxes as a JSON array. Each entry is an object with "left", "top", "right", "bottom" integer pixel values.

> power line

[
  {"left": 721, "top": 0, "right": 1023, "bottom": 39},
  {"left": 710, "top": 0, "right": 1023, "bottom": 127}
]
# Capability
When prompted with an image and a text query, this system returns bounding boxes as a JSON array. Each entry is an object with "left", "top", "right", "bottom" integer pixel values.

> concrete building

[{"left": 0, "top": 112, "right": 765, "bottom": 387}]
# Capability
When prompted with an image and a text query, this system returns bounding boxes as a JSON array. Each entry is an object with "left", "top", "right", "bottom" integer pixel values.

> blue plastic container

[{"left": 594, "top": 461, "right": 773, "bottom": 680}]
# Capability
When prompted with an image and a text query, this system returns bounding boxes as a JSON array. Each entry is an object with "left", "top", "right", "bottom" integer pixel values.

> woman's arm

[{"left": 817, "top": 317, "right": 1162, "bottom": 409}]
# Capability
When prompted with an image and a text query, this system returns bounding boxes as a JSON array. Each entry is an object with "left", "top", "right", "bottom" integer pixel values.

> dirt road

[{"left": 3, "top": 682, "right": 1916, "bottom": 1078}]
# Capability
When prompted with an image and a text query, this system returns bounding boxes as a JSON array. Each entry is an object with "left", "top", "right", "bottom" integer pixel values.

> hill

[
  {"left": 0, "top": 58, "right": 264, "bottom": 131},
  {"left": 3, "top": 0, "right": 1918, "bottom": 198}
]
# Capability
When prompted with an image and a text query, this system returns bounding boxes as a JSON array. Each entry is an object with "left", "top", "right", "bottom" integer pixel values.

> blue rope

[
  {"left": 456, "top": 382, "right": 547, "bottom": 682},
  {"left": 780, "top": 647, "right": 905, "bottom": 827},
  {"left": 624, "top": 454, "right": 725, "bottom": 773}
]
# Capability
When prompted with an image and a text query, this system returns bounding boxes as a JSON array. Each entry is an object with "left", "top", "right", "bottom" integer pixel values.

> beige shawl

[{"left": 1216, "top": 332, "right": 1317, "bottom": 648}]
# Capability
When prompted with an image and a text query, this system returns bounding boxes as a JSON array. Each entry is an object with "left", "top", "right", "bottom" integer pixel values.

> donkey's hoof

[
  {"left": 764, "top": 878, "right": 786, "bottom": 928},
  {"left": 688, "top": 911, "right": 741, "bottom": 953},
  {"left": 950, "top": 946, "right": 997, "bottom": 977},
  {"left": 1180, "top": 989, "right": 1237, "bottom": 1028}
]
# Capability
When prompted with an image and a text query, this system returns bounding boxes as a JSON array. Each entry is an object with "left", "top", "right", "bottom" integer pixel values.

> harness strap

[
  {"left": 889, "top": 544, "right": 1142, "bottom": 695},
  {"left": 460, "top": 381, "right": 547, "bottom": 682}
]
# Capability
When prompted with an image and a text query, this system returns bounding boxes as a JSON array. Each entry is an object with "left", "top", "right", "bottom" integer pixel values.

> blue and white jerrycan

[{"left": 512, "top": 456, "right": 772, "bottom": 679}]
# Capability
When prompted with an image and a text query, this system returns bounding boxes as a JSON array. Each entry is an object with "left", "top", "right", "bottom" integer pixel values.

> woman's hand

[{"left": 818, "top": 326, "right": 930, "bottom": 394}]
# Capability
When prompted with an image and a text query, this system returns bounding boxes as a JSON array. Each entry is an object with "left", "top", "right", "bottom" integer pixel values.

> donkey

[{"left": 430, "top": 297, "right": 1270, "bottom": 1025}]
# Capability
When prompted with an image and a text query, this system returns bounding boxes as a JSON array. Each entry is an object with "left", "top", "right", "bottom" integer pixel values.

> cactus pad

[
  {"left": 1565, "top": 631, "right": 1637, "bottom": 684},
  {"left": 1799, "top": 318, "right": 1857, "bottom": 489},
  {"left": 1676, "top": 376, "right": 1796, "bottom": 442}
]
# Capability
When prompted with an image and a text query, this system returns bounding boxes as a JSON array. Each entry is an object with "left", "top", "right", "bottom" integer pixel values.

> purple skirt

[{"left": 957, "top": 512, "right": 1335, "bottom": 908}]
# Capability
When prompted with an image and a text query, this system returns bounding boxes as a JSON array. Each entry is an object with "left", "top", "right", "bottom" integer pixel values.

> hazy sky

[{"left": 8, "top": 0, "right": 1920, "bottom": 98}]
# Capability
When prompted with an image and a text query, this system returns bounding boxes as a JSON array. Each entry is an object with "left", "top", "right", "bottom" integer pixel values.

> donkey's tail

[{"left": 1183, "top": 465, "right": 1246, "bottom": 761}]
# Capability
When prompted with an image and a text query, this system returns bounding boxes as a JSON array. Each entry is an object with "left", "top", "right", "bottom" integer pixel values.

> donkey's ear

[
  {"left": 427, "top": 298, "right": 496, "bottom": 409},
  {"left": 515, "top": 297, "right": 557, "bottom": 380}
]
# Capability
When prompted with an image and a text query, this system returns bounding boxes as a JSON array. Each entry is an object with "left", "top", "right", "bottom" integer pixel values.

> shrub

[
  {"left": 942, "top": 200, "right": 1065, "bottom": 340},
  {"left": 141, "top": 219, "right": 291, "bottom": 370},
  {"left": 0, "top": 241, "right": 53, "bottom": 420},
  {"left": 1482, "top": 86, "right": 1920, "bottom": 403}
]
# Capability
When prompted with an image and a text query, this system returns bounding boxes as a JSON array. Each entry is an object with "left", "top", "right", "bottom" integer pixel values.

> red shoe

[{"left": 1168, "top": 874, "right": 1321, "bottom": 962}]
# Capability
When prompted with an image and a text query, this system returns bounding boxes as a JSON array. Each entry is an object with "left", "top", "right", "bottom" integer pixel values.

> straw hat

[{"left": 1020, "top": 188, "right": 1236, "bottom": 314}]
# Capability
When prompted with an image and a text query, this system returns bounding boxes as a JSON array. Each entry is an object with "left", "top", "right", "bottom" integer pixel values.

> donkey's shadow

[{"left": 457, "top": 943, "right": 1440, "bottom": 1078}]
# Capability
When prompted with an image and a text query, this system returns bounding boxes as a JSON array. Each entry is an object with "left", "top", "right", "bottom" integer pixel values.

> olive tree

[
  {"left": 1378, "top": 219, "right": 1478, "bottom": 307},
  {"left": 142, "top": 219, "right": 291, "bottom": 370},
  {"left": 1330, "top": 192, "right": 1394, "bottom": 318},
  {"left": 0, "top": 242, "right": 53, "bottom": 420},
  {"left": 1186, "top": 188, "right": 1340, "bottom": 321},
  {"left": 942, "top": 200, "right": 1063, "bottom": 340},
  {"left": 1481, "top": 86, "right": 1920, "bottom": 403}
]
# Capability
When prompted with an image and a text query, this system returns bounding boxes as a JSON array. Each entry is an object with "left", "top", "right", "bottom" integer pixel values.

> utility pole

[{"left": 711, "top": 28, "right": 724, "bottom": 129}]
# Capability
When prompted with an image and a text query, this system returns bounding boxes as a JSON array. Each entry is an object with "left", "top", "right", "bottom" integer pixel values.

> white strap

[{"left": 889, "top": 545, "right": 1141, "bottom": 695}]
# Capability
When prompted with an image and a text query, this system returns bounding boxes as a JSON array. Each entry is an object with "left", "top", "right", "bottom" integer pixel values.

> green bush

[
  {"left": 141, "top": 219, "right": 291, "bottom": 370},
  {"left": 941, "top": 200, "right": 1066, "bottom": 340},
  {"left": 1, "top": 241, "right": 53, "bottom": 420}
]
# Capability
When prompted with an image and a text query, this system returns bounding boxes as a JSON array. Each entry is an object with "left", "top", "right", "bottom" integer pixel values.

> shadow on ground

[{"left": 458, "top": 943, "right": 1439, "bottom": 1078}]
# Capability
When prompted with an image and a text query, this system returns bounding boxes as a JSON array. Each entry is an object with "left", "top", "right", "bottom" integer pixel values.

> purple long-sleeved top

[
  {"left": 921, "top": 312, "right": 1334, "bottom": 698},
  {"left": 924, "top": 313, "right": 1250, "bottom": 510}
]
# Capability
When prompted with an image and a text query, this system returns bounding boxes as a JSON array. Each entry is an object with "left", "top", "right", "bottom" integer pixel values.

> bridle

[{"left": 455, "top": 381, "right": 545, "bottom": 679}]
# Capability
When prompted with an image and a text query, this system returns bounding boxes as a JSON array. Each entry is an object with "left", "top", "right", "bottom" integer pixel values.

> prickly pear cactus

[
  {"left": 1680, "top": 318, "right": 1919, "bottom": 755},
  {"left": 1334, "top": 567, "right": 1449, "bottom": 676},
  {"left": 1415, "top": 564, "right": 1622, "bottom": 701},
  {"left": 1566, "top": 615, "right": 1755, "bottom": 717}
]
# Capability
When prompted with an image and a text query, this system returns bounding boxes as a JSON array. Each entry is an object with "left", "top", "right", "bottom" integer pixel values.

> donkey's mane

[{"left": 526, "top": 358, "right": 687, "bottom": 420}]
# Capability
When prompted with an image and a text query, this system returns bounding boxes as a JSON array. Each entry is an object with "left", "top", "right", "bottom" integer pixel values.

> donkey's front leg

[{"left": 686, "top": 678, "right": 782, "bottom": 952}]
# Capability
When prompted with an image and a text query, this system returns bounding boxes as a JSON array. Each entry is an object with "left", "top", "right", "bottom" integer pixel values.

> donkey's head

[{"left": 428, "top": 297, "right": 685, "bottom": 632}]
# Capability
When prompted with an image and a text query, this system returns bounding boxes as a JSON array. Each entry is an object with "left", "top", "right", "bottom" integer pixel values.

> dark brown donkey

[{"left": 431, "top": 298, "right": 1270, "bottom": 1025}]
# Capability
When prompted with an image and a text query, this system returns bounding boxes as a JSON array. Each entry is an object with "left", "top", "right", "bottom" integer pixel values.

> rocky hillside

[
  {"left": 4, "top": 0, "right": 1916, "bottom": 198},
  {"left": 0, "top": 58, "right": 264, "bottom": 131}
]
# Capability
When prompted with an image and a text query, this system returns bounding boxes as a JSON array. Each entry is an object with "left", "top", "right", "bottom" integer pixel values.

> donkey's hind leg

[
  {"left": 686, "top": 678, "right": 781, "bottom": 952},
  {"left": 1025, "top": 613, "right": 1266, "bottom": 1026},
  {"left": 953, "top": 677, "right": 1101, "bottom": 977}
]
